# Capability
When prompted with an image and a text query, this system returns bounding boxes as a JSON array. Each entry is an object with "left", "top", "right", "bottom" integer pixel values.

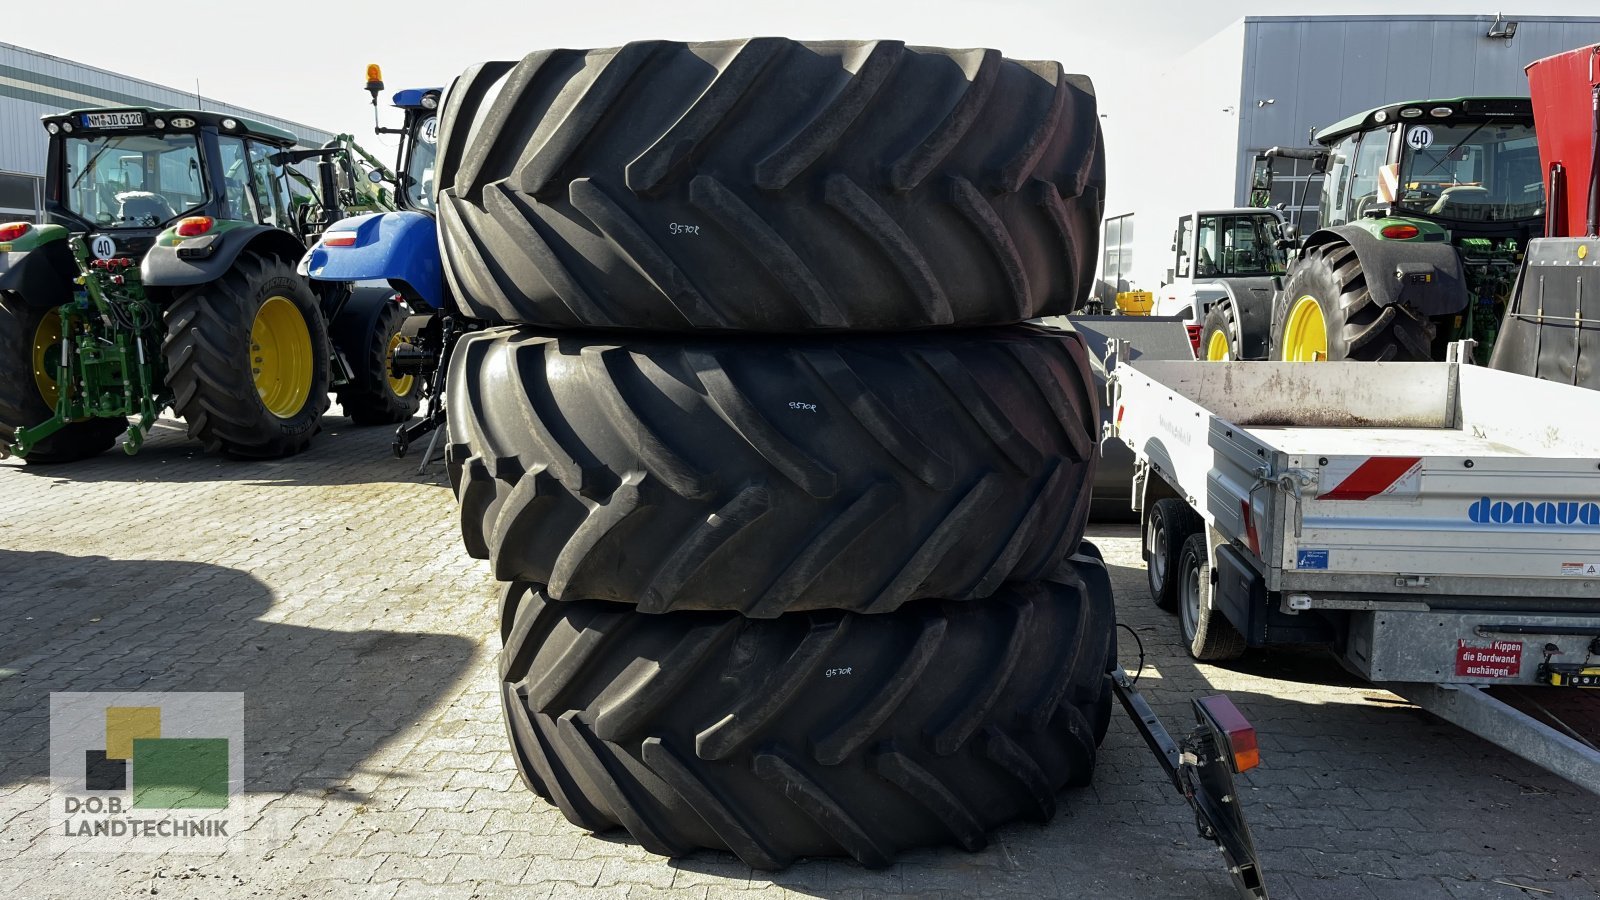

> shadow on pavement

[
  {"left": 0, "top": 413, "right": 449, "bottom": 488},
  {"left": 0, "top": 548, "right": 477, "bottom": 803}
]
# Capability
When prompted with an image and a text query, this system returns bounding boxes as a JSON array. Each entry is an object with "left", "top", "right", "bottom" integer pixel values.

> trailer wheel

[
  {"left": 496, "top": 560, "right": 1115, "bottom": 868},
  {"left": 1273, "top": 242, "right": 1435, "bottom": 362},
  {"left": 0, "top": 295, "right": 125, "bottom": 463},
  {"left": 1145, "top": 498, "right": 1196, "bottom": 611},
  {"left": 1178, "top": 532, "right": 1245, "bottom": 661}
]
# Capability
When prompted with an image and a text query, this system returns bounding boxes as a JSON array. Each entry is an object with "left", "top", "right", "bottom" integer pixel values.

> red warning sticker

[{"left": 1455, "top": 640, "right": 1523, "bottom": 679}]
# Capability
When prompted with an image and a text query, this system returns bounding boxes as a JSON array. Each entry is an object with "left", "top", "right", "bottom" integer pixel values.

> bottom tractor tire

[
  {"left": 1273, "top": 242, "right": 1434, "bottom": 362},
  {"left": 1145, "top": 498, "right": 1196, "bottom": 612},
  {"left": 334, "top": 298, "right": 422, "bottom": 426},
  {"left": 449, "top": 324, "right": 1098, "bottom": 617},
  {"left": 161, "top": 253, "right": 331, "bottom": 459},
  {"left": 1178, "top": 533, "right": 1246, "bottom": 662},
  {"left": 0, "top": 293, "right": 125, "bottom": 463},
  {"left": 498, "top": 553, "right": 1116, "bottom": 869}
]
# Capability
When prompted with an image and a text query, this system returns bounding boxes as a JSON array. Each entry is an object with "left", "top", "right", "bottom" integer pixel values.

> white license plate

[{"left": 81, "top": 112, "right": 145, "bottom": 129}]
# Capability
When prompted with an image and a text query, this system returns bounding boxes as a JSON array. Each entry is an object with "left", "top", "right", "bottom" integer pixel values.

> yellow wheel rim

[
  {"left": 386, "top": 332, "right": 415, "bottom": 398},
  {"left": 250, "top": 295, "right": 314, "bottom": 419},
  {"left": 1205, "top": 329, "right": 1231, "bottom": 361},
  {"left": 1282, "top": 295, "right": 1329, "bottom": 362},
  {"left": 32, "top": 312, "right": 62, "bottom": 409}
]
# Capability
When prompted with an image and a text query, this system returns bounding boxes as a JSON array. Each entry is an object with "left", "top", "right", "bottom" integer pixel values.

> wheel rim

[
  {"left": 250, "top": 296, "right": 313, "bottom": 419},
  {"left": 1150, "top": 516, "right": 1168, "bottom": 589},
  {"left": 386, "top": 332, "right": 415, "bottom": 398},
  {"left": 1181, "top": 556, "right": 1202, "bottom": 641},
  {"left": 1205, "top": 329, "right": 1231, "bottom": 361},
  {"left": 1282, "top": 295, "right": 1328, "bottom": 362},
  {"left": 31, "top": 311, "right": 62, "bottom": 409}
]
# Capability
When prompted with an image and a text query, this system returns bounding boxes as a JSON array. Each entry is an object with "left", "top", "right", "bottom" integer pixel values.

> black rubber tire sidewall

[
  {"left": 1145, "top": 498, "right": 1191, "bottom": 612},
  {"left": 334, "top": 299, "right": 422, "bottom": 426}
]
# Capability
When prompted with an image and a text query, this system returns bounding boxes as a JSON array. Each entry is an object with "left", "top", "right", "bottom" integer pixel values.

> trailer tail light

[
  {"left": 0, "top": 222, "right": 31, "bottom": 242},
  {"left": 1197, "top": 695, "right": 1259, "bottom": 773},
  {"left": 1185, "top": 324, "right": 1203, "bottom": 356},
  {"left": 175, "top": 216, "right": 214, "bottom": 237},
  {"left": 1381, "top": 223, "right": 1420, "bottom": 240},
  {"left": 323, "top": 232, "right": 358, "bottom": 247}
]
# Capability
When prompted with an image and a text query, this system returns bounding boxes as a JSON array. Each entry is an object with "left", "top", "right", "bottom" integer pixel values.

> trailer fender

[
  {"left": 0, "top": 227, "right": 75, "bottom": 308},
  {"left": 141, "top": 224, "right": 307, "bottom": 288},
  {"left": 1214, "top": 542, "right": 1338, "bottom": 648},
  {"left": 302, "top": 211, "right": 444, "bottom": 312},
  {"left": 1302, "top": 225, "right": 1468, "bottom": 317}
]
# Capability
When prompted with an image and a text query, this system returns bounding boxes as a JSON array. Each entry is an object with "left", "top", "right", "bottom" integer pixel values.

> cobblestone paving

[{"left": 0, "top": 414, "right": 1596, "bottom": 899}]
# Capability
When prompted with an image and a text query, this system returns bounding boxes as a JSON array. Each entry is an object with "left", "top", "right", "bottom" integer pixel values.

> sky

[{"left": 8, "top": 1, "right": 1600, "bottom": 188}]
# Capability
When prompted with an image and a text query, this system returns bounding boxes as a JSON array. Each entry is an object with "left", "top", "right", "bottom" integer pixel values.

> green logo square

[{"left": 130, "top": 738, "right": 229, "bottom": 809}]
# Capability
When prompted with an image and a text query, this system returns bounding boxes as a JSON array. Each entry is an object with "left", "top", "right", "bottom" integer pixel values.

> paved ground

[{"left": 1, "top": 414, "right": 1596, "bottom": 899}]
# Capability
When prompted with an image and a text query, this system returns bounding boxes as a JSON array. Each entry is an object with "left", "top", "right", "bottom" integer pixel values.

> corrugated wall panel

[{"left": 0, "top": 41, "right": 334, "bottom": 186}]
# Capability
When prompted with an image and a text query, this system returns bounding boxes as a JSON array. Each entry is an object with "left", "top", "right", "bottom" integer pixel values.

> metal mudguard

[
  {"left": 141, "top": 224, "right": 306, "bottom": 288},
  {"left": 1215, "top": 278, "right": 1277, "bottom": 359},
  {"left": 1490, "top": 236, "right": 1600, "bottom": 389},
  {"left": 302, "top": 211, "right": 444, "bottom": 312},
  {"left": 0, "top": 238, "right": 75, "bottom": 308},
  {"left": 1304, "top": 225, "right": 1468, "bottom": 317}
]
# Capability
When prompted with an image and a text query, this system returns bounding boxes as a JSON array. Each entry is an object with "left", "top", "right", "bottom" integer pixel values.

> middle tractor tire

[
  {"left": 161, "top": 253, "right": 331, "bottom": 459},
  {"left": 1273, "top": 241, "right": 1434, "bottom": 362},
  {"left": 496, "top": 551, "right": 1116, "bottom": 869},
  {"left": 0, "top": 293, "right": 127, "bottom": 463},
  {"left": 333, "top": 297, "right": 423, "bottom": 426},
  {"left": 447, "top": 324, "right": 1099, "bottom": 617},
  {"left": 435, "top": 39, "right": 1105, "bottom": 332}
]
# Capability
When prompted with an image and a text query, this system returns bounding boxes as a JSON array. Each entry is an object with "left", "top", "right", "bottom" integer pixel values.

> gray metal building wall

[
  {"left": 1234, "top": 14, "right": 1600, "bottom": 219},
  {"left": 0, "top": 41, "right": 334, "bottom": 220}
]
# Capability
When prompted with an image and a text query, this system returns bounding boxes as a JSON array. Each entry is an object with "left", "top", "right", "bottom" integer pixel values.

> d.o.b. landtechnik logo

[{"left": 50, "top": 692, "right": 243, "bottom": 852}]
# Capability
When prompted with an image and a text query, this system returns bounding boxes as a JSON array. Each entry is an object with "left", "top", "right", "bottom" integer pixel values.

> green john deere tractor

[
  {"left": 1242, "top": 97, "right": 1542, "bottom": 364},
  {"left": 0, "top": 107, "right": 417, "bottom": 464}
]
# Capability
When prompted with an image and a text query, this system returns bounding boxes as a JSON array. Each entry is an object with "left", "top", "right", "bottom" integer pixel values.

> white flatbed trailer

[{"left": 1109, "top": 348, "right": 1600, "bottom": 794}]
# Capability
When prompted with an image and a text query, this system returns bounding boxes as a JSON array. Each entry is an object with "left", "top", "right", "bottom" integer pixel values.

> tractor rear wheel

[
  {"left": 1273, "top": 242, "right": 1434, "bottom": 362},
  {"left": 0, "top": 294, "right": 125, "bottom": 463},
  {"left": 334, "top": 299, "right": 421, "bottom": 425},
  {"left": 497, "top": 552, "right": 1115, "bottom": 869},
  {"left": 1200, "top": 302, "right": 1237, "bottom": 361},
  {"left": 162, "top": 253, "right": 330, "bottom": 458}
]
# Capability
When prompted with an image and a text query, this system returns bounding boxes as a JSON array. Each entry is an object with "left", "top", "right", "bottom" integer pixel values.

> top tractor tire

[
  {"left": 436, "top": 39, "right": 1104, "bottom": 332},
  {"left": 0, "top": 294, "right": 126, "bottom": 464},
  {"left": 333, "top": 297, "right": 423, "bottom": 426},
  {"left": 161, "top": 253, "right": 331, "bottom": 459},
  {"left": 447, "top": 323, "right": 1099, "bottom": 617},
  {"left": 496, "top": 550, "right": 1116, "bottom": 869},
  {"left": 1273, "top": 242, "right": 1434, "bottom": 362}
]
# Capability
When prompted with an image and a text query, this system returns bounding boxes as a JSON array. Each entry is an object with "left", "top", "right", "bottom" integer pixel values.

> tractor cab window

[
  {"left": 215, "top": 135, "right": 259, "bottom": 223},
  {"left": 1348, "top": 131, "right": 1389, "bottom": 220},
  {"left": 1396, "top": 122, "right": 1542, "bottom": 222},
  {"left": 1194, "top": 215, "right": 1286, "bottom": 278},
  {"left": 247, "top": 141, "right": 289, "bottom": 229},
  {"left": 1173, "top": 216, "right": 1193, "bottom": 278},
  {"left": 62, "top": 133, "right": 205, "bottom": 228},
  {"left": 403, "top": 114, "right": 438, "bottom": 210},
  {"left": 1318, "top": 135, "right": 1357, "bottom": 228}
]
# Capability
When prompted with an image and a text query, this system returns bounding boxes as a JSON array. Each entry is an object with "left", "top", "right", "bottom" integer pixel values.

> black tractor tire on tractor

[
  {"left": 436, "top": 39, "right": 1105, "bottom": 332},
  {"left": 1178, "top": 532, "right": 1246, "bottom": 662},
  {"left": 333, "top": 299, "right": 422, "bottom": 426},
  {"left": 1200, "top": 302, "right": 1238, "bottom": 361},
  {"left": 1273, "top": 242, "right": 1434, "bottom": 362},
  {"left": 0, "top": 294, "right": 126, "bottom": 463},
  {"left": 1145, "top": 497, "right": 1197, "bottom": 612},
  {"left": 161, "top": 253, "right": 331, "bottom": 459},
  {"left": 447, "top": 324, "right": 1099, "bottom": 617},
  {"left": 496, "top": 552, "right": 1116, "bottom": 869}
]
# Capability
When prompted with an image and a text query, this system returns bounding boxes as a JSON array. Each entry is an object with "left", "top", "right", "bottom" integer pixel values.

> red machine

[{"left": 1526, "top": 44, "right": 1600, "bottom": 237}]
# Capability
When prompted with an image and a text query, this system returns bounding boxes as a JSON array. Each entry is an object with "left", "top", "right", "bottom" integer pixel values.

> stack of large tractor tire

[{"left": 439, "top": 38, "right": 1115, "bottom": 868}]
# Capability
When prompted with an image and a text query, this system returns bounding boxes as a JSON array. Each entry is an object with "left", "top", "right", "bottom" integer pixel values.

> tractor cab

[
  {"left": 1309, "top": 97, "right": 1542, "bottom": 239},
  {"left": 43, "top": 108, "right": 305, "bottom": 261},
  {"left": 363, "top": 66, "right": 442, "bottom": 213}
]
